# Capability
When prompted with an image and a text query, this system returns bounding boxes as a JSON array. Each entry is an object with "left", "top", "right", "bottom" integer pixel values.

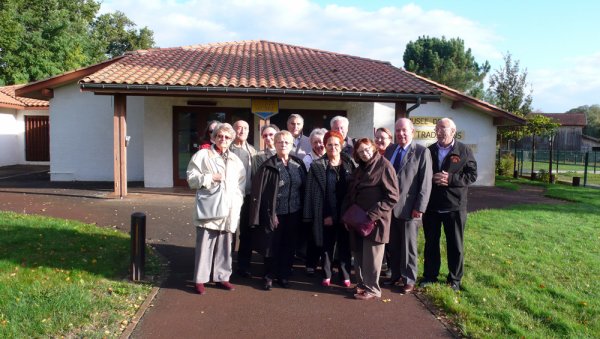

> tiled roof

[
  {"left": 537, "top": 112, "right": 587, "bottom": 126},
  {"left": 0, "top": 85, "right": 49, "bottom": 108},
  {"left": 81, "top": 40, "right": 440, "bottom": 95},
  {"left": 407, "top": 71, "right": 526, "bottom": 125}
]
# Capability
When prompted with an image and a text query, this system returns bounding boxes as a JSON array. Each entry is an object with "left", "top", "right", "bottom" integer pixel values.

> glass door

[{"left": 173, "top": 106, "right": 253, "bottom": 186}]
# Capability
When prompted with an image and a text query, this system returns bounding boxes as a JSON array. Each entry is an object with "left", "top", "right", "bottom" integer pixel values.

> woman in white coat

[{"left": 187, "top": 123, "right": 246, "bottom": 295}]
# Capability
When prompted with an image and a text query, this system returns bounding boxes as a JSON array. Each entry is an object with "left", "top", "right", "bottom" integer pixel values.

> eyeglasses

[
  {"left": 216, "top": 134, "right": 232, "bottom": 140},
  {"left": 375, "top": 136, "right": 390, "bottom": 141},
  {"left": 357, "top": 147, "right": 373, "bottom": 154},
  {"left": 276, "top": 140, "right": 291, "bottom": 145},
  {"left": 262, "top": 133, "right": 275, "bottom": 138}
]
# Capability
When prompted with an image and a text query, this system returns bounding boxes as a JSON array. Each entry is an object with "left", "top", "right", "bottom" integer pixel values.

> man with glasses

[
  {"left": 330, "top": 116, "right": 354, "bottom": 156},
  {"left": 252, "top": 124, "right": 280, "bottom": 175},
  {"left": 421, "top": 118, "right": 477, "bottom": 292}
]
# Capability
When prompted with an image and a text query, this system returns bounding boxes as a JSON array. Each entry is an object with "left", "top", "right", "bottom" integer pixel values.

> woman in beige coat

[{"left": 187, "top": 123, "right": 246, "bottom": 295}]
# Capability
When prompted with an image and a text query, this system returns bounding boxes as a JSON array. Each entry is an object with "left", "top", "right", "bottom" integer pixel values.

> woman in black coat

[{"left": 304, "top": 131, "right": 355, "bottom": 287}]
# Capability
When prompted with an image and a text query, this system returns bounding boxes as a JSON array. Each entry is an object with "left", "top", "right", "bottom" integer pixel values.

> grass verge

[
  {"left": 420, "top": 178, "right": 599, "bottom": 337},
  {"left": 0, "top": 211, "right": 159, "bottom": 338}
]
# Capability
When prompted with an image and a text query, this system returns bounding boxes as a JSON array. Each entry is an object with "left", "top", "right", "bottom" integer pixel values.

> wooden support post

[
  {"left": 395, "top": 102, "right": 407, "bottom": 121},
  {"left": 113, "top": 94, "right": 127, "bottom": 198}
]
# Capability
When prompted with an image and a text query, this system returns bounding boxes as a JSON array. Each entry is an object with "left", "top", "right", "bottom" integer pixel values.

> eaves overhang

[{"left": 79, "top": 83, "right": 441, "bottom": 103}]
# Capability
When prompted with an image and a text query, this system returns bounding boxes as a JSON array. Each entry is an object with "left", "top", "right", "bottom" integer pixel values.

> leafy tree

[
  {"left": 525, "top": 114, "right": 559, "bottom": 180},
  {"left": 403, "top": 36, "right": 490, "bottom": 97},
  {"left": 90, "top": 11, "right": 155, "bottom": 59},
  {"left": 567, "top": 104, "right": 600, "bottom": 138},
  {"left": 0, "top": 0, "right": 154, "bottom": 85},
  {"left": 487, "top": 52, "right": 533, "bottom": 117}
]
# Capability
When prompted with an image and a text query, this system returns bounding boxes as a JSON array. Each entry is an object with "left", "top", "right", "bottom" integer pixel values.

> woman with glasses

[
  {"left": 250, "top": 130, "right": 306, "bottom": 290},
  {"left": 304, "top": 131, "right": 355, "bottom": 287},
  {"left": 374, "top": 127, "right": 393, "bottom": 155},
  {"left": 343, "top": 138, "right": 399, "bottom": 300},
  {"left": 187, "top": 123, "right": 246, "bottom": 295}
]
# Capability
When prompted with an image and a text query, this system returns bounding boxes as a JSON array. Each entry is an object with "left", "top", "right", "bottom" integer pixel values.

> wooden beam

[
  {"left": 41, "top": 88, "right": 54, "bottom": 99},
  {"left": 395, "top": 102, "right": 407, "bottom": 121},
  {"left": 113, "top": 94, "right": 127, "bottom": 198}
]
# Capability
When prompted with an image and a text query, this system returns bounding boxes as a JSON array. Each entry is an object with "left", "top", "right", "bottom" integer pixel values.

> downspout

[{"left": 406, "top": 97, "right": 422, "bottom": 117}]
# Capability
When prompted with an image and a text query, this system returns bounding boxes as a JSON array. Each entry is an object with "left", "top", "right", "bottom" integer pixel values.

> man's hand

[{"left": 433, "top": 171, "right": 449, "bottom": 186}]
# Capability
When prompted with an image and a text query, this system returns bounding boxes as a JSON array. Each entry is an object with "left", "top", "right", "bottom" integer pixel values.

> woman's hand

[{"left": 323, "top": 216, "right": 333, "bottom": 226}]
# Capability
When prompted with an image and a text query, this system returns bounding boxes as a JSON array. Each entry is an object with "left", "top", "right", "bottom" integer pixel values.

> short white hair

[
  {"left": 309, "top": 128, "right": 327, "bottom": 142},
  {"left": 330, "top": 116, "right": 349, "bottom": 128}
]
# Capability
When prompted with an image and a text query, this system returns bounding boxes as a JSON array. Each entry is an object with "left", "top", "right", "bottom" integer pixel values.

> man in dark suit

[
  {"left": 384, "top": 118, "right": 432, "bottom": 293},
  {"left": 422, "top": 118, "right": 477, "bottom": 291}
]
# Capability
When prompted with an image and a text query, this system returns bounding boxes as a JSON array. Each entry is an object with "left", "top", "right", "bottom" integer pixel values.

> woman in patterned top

[{"left": 250, "top": 130, "right": 306, "bottom": 290}]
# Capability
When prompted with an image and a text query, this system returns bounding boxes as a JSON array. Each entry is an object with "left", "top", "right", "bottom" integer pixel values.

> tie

[{"left": 393, "top": 147, "right": 403, "bottom": 172}]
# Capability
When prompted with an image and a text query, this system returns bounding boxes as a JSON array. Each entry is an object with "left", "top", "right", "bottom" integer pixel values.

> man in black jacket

[{"left": 421, "top": 118, "right": 477, "bottom": 291}]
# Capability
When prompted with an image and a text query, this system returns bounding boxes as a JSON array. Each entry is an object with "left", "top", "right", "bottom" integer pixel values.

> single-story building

[
  {"left": 17, "top": 40, "right": 524, "bottom": 196},
  {"left": 0, "top": 85, "right": 49, "bottom": 167},
  {"left": 521, "top": 112, "right": 587, "bottom": 151}
]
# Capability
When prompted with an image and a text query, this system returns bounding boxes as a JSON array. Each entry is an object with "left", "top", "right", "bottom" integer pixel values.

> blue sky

[{"left": 100, "top": 0, "right": 600, "bottom": 113}]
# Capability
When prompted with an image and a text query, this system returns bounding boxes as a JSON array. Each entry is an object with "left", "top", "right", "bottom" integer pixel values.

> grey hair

[
  {"left": 437, "top": 117, "right": 456, "bottom": 130},
  {"left": 330, "top": 115, "right": 349, "bottom": 128},
  {"left": 309, "top": 128, "right": 328, "bottom": 142},
  {"left": 211, "top": 122, "right": 236, "bottom": 140},
  {"left": 287, "top": 113, "right": 304, "bottom": 123}
]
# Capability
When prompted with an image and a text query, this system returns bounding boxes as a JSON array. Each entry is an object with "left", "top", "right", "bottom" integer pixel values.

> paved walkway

[{"left": 0, "top": 166, "right": 564, "bottom": 338}]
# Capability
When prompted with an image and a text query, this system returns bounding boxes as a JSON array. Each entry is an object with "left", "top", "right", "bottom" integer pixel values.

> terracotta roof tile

[
  {"left": 0, "top": 85, "right": 49, "bottom": 108},
  {"left": 81, "top": 40, "right": 439, "bottom": 95},
  {"left": 537, "top": 112, "right": 587, "bottom": 126}
]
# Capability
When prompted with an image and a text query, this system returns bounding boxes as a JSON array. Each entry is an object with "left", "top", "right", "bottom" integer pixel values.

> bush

[{"left": 496, "top": 153, "right": 514, "bottom": 175}]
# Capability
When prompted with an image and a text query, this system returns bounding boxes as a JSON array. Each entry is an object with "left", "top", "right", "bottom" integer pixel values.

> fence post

[
  {"left": 131, "top": 212, "right": 146, "bottom": 281},
  {"left": 583, "top": 152, "right": 589, "bottom": 187}
]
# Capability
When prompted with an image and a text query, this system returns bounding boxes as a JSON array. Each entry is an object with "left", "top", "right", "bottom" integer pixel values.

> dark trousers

[
  {"left": 264, "top": 212, "right": 300, "bottom": 280},
  {"left": 389, "top": 216, "right": 419, "bottom": 284},
  {"left": 236, "top": 195, "right": 252, "bottom": 271},
  {"left": 305, "top": 232, "right": 320, "bottom": 270},
  {"left": 322, "top": 223, "right": 351, "bottom": 280},
  {"left": 422, "top": 210, "right": 467, "bottom": 284}
]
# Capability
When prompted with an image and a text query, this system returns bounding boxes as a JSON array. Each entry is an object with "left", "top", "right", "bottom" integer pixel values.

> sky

[{"left": 99, "top": 0, "right": 600, "bottom": 113}]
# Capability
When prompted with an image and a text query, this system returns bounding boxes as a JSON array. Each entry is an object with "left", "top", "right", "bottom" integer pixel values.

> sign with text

[{"left": 251, "top": 99, "right": 279, "bottom": 120}]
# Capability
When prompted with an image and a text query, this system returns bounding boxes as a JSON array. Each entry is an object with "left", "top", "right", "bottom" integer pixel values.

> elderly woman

[
  {"left": 251, "top": 130, "right": 306, "bottom": 290},
  {"left": 186, "top": 123, "right": 246, "bottom": 295},
  {"left": 303, "top": 128, "right": 327, "bottom": 170},
  {"left": 304, "top": 131, "right": 355, "bottom": 287},
  {"left": 374, "top": 127, "right": 393, "bottom": 155},
  {"left": 343, "top": 138, "right": 399, "bottom": 300}
]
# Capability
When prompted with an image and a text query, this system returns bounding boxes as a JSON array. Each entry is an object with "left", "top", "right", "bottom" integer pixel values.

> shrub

[{"left": 496, "top": 153, "right": 514, "bottom": 175}]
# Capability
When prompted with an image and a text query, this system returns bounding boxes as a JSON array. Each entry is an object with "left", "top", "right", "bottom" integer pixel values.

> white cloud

[{"left": 530, "top": 52, "right": 600, "bottom": 112}]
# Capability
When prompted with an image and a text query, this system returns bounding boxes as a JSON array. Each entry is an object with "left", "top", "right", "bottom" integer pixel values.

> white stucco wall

[
  {"left": 410, "top": 97, "right": 496, "bottom": 186},
  {"left": 0, "top": 108, "right": 19, "bottom": 166},
  {"left": 49, "top": 83, "right": 144, "bottom": 181},
  {"left": 0, "top": 107, "right": 49, "bottom": 166}
]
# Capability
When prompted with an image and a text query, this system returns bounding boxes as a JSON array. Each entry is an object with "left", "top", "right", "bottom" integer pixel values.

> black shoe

[
  {"left": 448, "top": 281, "right": 460, "bottom": 291},
  {"left": 236, "top": 269, "right": 252, "bottom": 278},
  {"left": 263, "top": 277, "right": 272, "bottom": 291},
  {"left": 277, "top": 278, "right": 290, "bottom": 288}
]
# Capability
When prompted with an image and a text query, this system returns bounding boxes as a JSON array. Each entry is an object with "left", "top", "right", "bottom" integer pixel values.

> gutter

[
  {"left": 79, "top": 83, "right": 441, "bottom": 101},
  {"left": 406, "top": 97, "right": 422, "bottom": 116}
]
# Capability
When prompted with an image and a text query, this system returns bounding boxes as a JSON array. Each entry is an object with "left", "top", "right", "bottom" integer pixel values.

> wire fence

[{"left": 497, "top": 149, "right": 600, "bottom": 187}]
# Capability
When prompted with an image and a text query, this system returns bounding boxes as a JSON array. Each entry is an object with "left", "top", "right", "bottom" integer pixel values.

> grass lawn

[
  {"left": 420, "top": 178, "right": 599, "bottom": 337},
  {"left": 0, "top": 212, "right": 159, "bottom": 338}
]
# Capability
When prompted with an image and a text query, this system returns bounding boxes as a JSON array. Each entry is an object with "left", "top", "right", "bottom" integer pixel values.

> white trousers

[{"left": 193, "top": 227, "right": 233, "bottom": 284}]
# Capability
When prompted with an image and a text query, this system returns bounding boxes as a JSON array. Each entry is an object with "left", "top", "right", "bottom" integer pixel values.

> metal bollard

[{"left": 131, "top": 212, "right": 146, "bottom": 281}]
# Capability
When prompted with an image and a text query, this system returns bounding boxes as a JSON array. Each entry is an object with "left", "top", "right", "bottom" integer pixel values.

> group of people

[{"left": 186, "top": 114, "right": 477, "bottom": 300}]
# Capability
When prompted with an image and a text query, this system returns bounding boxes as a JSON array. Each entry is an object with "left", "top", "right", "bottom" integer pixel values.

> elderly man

[
  {"left": 302, "top": 128, "right": 327, "bottom": 170},
  {"left": 230, "top": 120, "right": 257, "bottom": 277},
  {"left": 330, "top": 116, "right": 354, "bottom": 155},
  {"left": 287, "top": 114, "right": 312, "bottom": 159},
  {"left": 384, "top": 118, "right": 432, "bottom": 293},
  {"left": 421, "top": 118, "right": 477, "bottom": 291},
  {"left": 252, "top": 124, "right": 280, "bottom": 175}
]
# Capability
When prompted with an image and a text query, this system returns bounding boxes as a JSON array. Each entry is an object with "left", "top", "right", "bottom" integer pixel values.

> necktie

[{"left": 393, "top": 147, "right": 403, "bottom": 172}]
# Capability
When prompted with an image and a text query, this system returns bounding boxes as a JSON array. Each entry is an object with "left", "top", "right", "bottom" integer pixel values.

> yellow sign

[
  {"left": 252, "top": 99, "right": 279, "bottom": 119},
  {"left": 415, "top": 129, "right": 465, "bottom": 140},
  {"left": 410, "top": 116, "right": 443, "bottom": 126}
]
